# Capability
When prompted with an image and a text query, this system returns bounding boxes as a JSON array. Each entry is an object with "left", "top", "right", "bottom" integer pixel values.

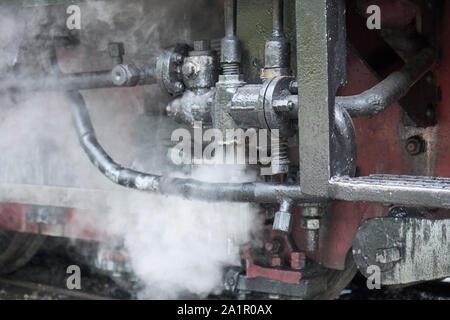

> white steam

[{"left": 0, "top": 1, "right": 261, "bottom": 299}]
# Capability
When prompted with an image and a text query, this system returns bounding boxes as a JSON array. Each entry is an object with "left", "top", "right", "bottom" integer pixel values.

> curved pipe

[
  {"left": 336, "top": 48, "right": 434, "bottom": 118},
  {"left": 335, "top": 47, "right": 435, "bottom": 118},
  {"left": 66, "top": 91, "right": 318, "bottom": 204}
]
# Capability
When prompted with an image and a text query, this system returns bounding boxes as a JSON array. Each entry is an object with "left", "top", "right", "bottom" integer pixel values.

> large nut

[
  {"left": 182, "top": 61, "right": 200, "bottom": 80},
  {"left": 112, "top": 64, "right": 140, "bottom": 87},
  {"left": 273, "top": 210, "right": 292, "bottom": 233},
  {"left": 301, "top": 218, "right": 320, "bottom": 230}
]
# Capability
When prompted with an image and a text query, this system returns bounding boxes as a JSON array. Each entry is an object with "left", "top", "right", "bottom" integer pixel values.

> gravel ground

[{"left": 0, "top": 236, "right": 448, "bottom": 300}]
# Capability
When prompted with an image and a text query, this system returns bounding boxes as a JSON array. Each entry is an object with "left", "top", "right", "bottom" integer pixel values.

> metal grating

[{"left": 330, "top": 174, "right": 450, "bottom": 209}]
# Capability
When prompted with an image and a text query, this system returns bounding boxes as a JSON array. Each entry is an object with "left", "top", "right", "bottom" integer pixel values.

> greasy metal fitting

[
  {"left": 182, "top": 46, "right": 218, "bottom": 90},
  {"left": 221, "top": 0, "right": 241, "bottom": 76},
  {"left": 273, "top": 199, "right": 293, "bottom": 233},
  {"left": 156, "top": 44, "right": 190, "bottom": 95},
  {"left": 112, "top": 64, "right": 140, "bottom": 87},
  {"left": 261, "top": 38, "right": 291, "bottom": 79},
  {"left": 300, "top": 205, "right": 325, "bottom": 253},
  {"left": 261, "top": 76, "right": 297, "bottom": 138},
  {"left": 221, "top": 36, "right": 241, "bottom": 75},
  {"left": 182, "top": 61, "right": 200, "bottom": 80},
  {"left": 111, "top": 63, "right": 155, "bottom": 87},
  {"left": 261, "top": 0, "right": 291, "bottom": 79}
]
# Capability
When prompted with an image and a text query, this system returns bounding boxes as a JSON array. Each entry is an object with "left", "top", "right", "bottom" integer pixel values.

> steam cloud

[{"left": 0, "top": 1, "right": 261, "bottom": 299}]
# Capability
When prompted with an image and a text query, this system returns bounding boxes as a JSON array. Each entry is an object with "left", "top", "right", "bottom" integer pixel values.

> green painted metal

[
  {"left": 296, "top": 0, "right": 333, "bottom": 197},
  {"left": 236, "top": 0, "right": 296, "bottom": 84}
]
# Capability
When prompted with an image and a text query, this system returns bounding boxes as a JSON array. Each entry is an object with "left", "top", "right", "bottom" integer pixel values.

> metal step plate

[{"left": 331, "top": 174, "right": 450, "bottom": 209}]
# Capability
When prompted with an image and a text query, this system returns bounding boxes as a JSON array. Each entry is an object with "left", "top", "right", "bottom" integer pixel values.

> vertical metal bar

[
  {"left": 224, "top": 0, "right": 237, "bottom": 37},
  {"left": 296, "top": 0, "right": 346, "bottom": 197},
  {"left": 272, "top": 0, "right": 284, "bottom": 37}
]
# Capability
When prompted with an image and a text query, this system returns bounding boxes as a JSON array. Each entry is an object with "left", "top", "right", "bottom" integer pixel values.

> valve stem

[{"left": 221, "top": 0, "right": 241, "bottom": 76}]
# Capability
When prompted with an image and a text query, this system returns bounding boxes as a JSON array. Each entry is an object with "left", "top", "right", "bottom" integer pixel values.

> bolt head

[
  {"left": 301, "top": 218, "right": 320, "bottom": 230},
  {"left": 405, "top": 136, "right": 426, "bottom": 156},
  {"left": 112, "top": 65, "right": 128, "bottom": 86},
  {"left": 269, "top": 255, "right": 282, "bottom": 267},
  {"left": 290, "top": 252, "right": 306, "bottom": 270},
  {"left": 273, "top": 211, "right": 292, "bottom": 234},
  {"left": 112, "top": 64, "right": 140, "bottom": 86},
  {"left": 182, "top": 61, "right": 200, "bottom": 80},
  {"left": 108, "top": 42, "right": 125, "bottom": 58}
]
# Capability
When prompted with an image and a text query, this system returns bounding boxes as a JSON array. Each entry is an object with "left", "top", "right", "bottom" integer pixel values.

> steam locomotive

[{"left": 0, "top": 0, "right": 448, "bottom": 299}]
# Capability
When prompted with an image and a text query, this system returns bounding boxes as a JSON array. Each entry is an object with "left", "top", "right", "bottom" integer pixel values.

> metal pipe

[
  {"left": 66, "top": 91, "right": 317, "bottom": 204},
  {"left": 0, "top": 66, "right": 156, "bottom": 93},
  {"left": 221, "top": 0, "right": 241, "bottom": 75},
  {"left": 0, "top": 71, "right": 115, "bottom": 92},
  {"left": 335, "top": 47, "right": 435, "bottom": 118},
  {"left": 224, "top": 0, "right": 237, "bottom": 37},
  {"left": 272, "top": 0, "right": 284, "bottom": 37}
]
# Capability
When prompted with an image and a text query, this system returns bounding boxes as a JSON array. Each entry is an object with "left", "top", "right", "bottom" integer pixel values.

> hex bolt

[
  {"left": 269, "top": 255, "right": 282, "bottom": 267},
  {"left": 301, "top": 205, "right": 325, "bottom": 253},
  {"left": 108, "top": 42, "right": 125, "bottom": 65},
  {"left": 290, "top": 252, "right": 306, "bottom": 270},
  {"left": 272, "top": 199, "right": 293, "bottom": 234},
  {"left": 405, "top": 136, "right": 426, "bottom": 156},
  {"left": 182, "top": 61, "right": 200, "bottom": 80},
  {"left": 111, "top": 64, "right": 140, "bottom": 87}
]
